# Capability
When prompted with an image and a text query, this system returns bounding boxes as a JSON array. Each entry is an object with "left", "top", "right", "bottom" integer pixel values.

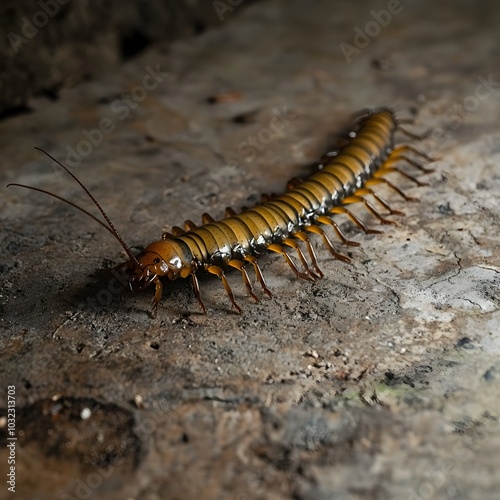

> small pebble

[{"left": 80, "top": 407, "right": 91, "bottom": 420}]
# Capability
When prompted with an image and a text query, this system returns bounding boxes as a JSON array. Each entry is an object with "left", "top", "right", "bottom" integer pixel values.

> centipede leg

[
  {"left": 342, "top": 195, "right": 397, "bottom": 225},
  {"left": 184, "top": 220, "right": 198, "bottom": 231},
  {"left": 394, "top": 117, "right": 415, "bottom": 126},
  {"left": 162, "top": 231, "right": 174, "bottom": 240},
  {"left": 376, "top": 166, "right": 429, "bottom": 187},
  {"left": 190, "top": 273, "right": 207, "bottom": 314},
  {"left": 150, "top": 276, "right": 163, "bottom": 318},
  {"left": 354, "top": 187, "right": 405, "bottom": 216},
  {"left": 267, "top": 243, "right": 315, "bottom": 282},
  {"left": 329, "top": 206, "right": 382, "bottom": 234},
  {"left": 225, "top": 207, "right": 237, "bottom": 217},
  {"left": 385, "top": 153, "right": 434, "bottom": 174},
  {"left": 283, "top": 238, "right": 320, "bottom": 280},
  {"left": 171, "top": 226, "right": 185, "bottom": 236},
  {"left": 365, "top": 178, "right": 419, "bottom": 202},
  {"left": 390, "top": 145, "right": 435, "bottom": 163},
  {"left": 261, "top": 193, "right": 279, "bottom": 202},
  {"left": 228, "top": 259, "right": 260, "bottom": 302},
  {"left": 287, "top": 177, "right": 303, "bottom": 190},
  {"left": 202, "top": 213, "right": 215, "bottom": 224},
  {"left": 293, "top": 231, "right": 324, "bottom": 278},
  {"left": 316, "top": 215, "right": 360, "bottom": 246},
  {"left": 389, "top": 146, "right": 436, "bottom": 172},
  {"left": 244, "top": 255, "right": 273, "bottom": 298},
  {"left": 206, "top": 265, "right": 242, "bottom": 314},
  {"left": 398, "top": 126, "right": 430, "bottom": 140},
  {"left": 305, "top": 224, "right": 351, "bottom": 263},
  {"left": 396, "top": 155, "right": 435, "bottom": 174}
]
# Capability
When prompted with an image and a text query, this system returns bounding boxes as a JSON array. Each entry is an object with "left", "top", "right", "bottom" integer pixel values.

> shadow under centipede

[{"left": 47, "top": 261, "right": 239, "bottom": 318}]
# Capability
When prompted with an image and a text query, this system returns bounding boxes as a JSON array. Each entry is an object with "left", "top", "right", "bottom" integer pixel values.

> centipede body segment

[{"left": 9, "top": 107, "right": 434, "bottom": 316}]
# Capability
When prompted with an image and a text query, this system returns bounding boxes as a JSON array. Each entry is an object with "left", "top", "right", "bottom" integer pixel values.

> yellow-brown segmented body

[
  {"left": 126, "top": 107, "right": 434, "bottom": 315},
  {"left": 9, "top": 107, "right": 434, "bottom": 315}
]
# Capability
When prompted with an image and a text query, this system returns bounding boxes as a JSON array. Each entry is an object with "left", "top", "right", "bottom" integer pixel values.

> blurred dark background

[{"left": 0, "top": 0, "right": 259, "bottom": 117}]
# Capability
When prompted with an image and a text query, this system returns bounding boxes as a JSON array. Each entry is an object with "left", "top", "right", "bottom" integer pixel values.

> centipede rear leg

[
  {"left": 384, "top": 150, "right": 435, "bottom": 177},
  {"left": 389, "top": 146, "right": 436, "bottom": 173},
  {"left": 397, "top": 125, "right": 431, "bottom": 141},
  {"left": 352, "top": 145, "right": 434, "bottom": 225},
  {"left": 368, "top": 158, "right": 431, "bottom": 202},
  {"left": 376, "top": 164, "right": 430, "bottom": 187},
  {"left": 353, "top": 187, "right": 405, "bottom": 216},
  {"left": 329, "top": 206, "right": 382, "bottom": 235},
  {"left": 398, "top": 156, "right": 435, "bottom": 174},
  {"left": 365, "top": 178, "right": 419, "bottom": 202}
]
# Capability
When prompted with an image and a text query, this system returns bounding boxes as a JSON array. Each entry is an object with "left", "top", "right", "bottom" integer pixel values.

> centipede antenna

[
  {"left": 350, "top": 108, "right": 375, "bottom": 121},
  {"left": 33, "top": 147, "right": 140, "bottom": 267},
  {"left": 7, "top": 184, "right": 117, "bottom": 238},
  {"left": 397, "top": 126, "right": 430, "bottom": 140},
  {"left": 394, "top": 118, "right": 415, "bottom": 125}
]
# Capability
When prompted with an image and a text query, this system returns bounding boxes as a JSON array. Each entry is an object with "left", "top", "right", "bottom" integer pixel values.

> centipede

[{"left": 8, "top": 107, "right": 434, "bottom": 316}]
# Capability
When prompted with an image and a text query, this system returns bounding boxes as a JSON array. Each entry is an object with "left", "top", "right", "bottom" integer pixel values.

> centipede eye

[{"left": 153, "top": 258, "right": 161, "bottom": 264}]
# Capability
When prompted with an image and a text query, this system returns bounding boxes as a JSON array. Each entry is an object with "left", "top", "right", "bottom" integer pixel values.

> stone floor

[{"left": 1, "top": 1, "right": 499, "bottom": 499}]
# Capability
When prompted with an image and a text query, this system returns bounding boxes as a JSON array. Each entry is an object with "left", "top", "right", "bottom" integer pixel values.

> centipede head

[
  {"left": 125, "top": 253, "right": 163, "bottom": 292},
  {"left": 8, "top": 148, "right": 197, "bottom": 316},
  {"left": 125, "top": 239, "right": 192, "bottom": 292}
]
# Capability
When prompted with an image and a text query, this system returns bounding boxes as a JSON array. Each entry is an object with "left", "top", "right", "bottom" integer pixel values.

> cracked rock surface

[{"left": 1, "top": 1, "right": 500, "bottom": 499}]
